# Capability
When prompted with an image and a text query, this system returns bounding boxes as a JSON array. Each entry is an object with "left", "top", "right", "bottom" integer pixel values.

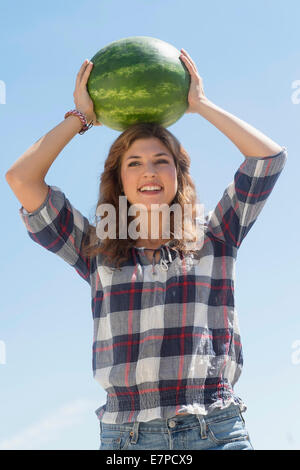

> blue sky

[{"left": 1, "top": 0, "right": 299, "bottom": 450}]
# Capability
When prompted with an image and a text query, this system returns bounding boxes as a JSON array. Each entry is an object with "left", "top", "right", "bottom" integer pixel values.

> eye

[{"left": 128, "top": 160, "right": 169, "bottom": 167}]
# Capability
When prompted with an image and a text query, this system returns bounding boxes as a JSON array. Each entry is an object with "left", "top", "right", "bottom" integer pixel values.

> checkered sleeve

[
  {"left": 205, "top": 146, "right": 287, "bottom": 248},
  {"left": 19, "top": 184, "right": 91, "bottom": 284}
]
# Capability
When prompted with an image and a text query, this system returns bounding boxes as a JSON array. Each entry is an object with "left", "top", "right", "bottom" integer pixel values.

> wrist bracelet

[{"left": 64, "top": 109, "right": 94, "bottom": 135}]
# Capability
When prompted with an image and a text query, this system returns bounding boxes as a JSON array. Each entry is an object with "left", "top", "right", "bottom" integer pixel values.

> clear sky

[{"left": 1, "top": 0, "right": 299, "bottom": 450}]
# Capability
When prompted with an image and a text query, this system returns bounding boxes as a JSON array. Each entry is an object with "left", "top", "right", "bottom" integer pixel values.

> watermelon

[{"left": 87, "top": 36, "right": 190, "bottom": 131}]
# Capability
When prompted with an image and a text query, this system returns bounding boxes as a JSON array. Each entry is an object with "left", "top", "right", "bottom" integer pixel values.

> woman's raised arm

[
  {"left": 5, "top": 59, "right": 101, "bottom": 213},
  {"left": 180, "top": 48, "right": 282, "bottom": 158}
]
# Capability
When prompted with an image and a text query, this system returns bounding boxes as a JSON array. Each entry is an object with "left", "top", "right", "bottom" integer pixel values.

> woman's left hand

[{"left": 179, "top": 48, "right": 206, "bottom": 113}]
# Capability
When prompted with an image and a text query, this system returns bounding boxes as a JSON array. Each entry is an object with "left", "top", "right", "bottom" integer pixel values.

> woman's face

[{"left": 120, "top": 137, "right": 178, "bottom": 210}]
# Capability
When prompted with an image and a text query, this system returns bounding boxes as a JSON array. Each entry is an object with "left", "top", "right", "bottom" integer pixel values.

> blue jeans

[{"left": 99, "top": 403, "right": 254, "bottom": 450}]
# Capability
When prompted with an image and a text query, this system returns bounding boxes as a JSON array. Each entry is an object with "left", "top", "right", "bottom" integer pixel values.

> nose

[{"left": 142, "top": 161, "right": 158, "bottom": 175}]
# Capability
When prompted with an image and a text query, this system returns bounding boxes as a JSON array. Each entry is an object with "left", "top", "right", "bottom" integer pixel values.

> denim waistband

[{"left": 100, "top": 402, "right": 243, "bottom": 433}]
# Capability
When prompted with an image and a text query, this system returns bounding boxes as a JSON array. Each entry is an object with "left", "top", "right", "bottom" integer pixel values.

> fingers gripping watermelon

[{"left": 87, "top": 36, "right": 191, "bottom": 131}]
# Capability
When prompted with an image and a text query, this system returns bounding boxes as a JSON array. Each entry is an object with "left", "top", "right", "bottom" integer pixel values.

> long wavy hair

[{"left": 81, "top": 122, "right": 203, "bottom": 270}]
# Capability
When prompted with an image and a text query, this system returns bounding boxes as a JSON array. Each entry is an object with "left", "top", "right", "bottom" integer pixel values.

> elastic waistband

[{"left": 100, "top": 402, "right": 242, "bottom": 433}]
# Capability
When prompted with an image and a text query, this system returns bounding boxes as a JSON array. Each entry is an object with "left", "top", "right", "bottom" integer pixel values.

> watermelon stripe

[{"left": 91, "top": 83, "right": 183, "bottom": 101}]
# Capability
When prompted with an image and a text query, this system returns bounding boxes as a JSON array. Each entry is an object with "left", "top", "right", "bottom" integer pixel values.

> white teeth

[{"left": 140, "top": 186, "right": 162, "bottom": 192}]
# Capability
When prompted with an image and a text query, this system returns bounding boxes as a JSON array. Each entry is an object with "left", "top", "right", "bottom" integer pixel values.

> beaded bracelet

[{"left": 64, "top": 109, "right": 94, "bottom": 135}]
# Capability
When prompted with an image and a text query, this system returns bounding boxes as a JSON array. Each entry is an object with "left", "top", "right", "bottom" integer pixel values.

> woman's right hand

[{"left": 73, "top": 59, "right": 102, "bottom": 127}]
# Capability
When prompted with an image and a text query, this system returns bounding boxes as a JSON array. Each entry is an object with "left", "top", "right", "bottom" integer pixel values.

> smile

[{"left": 138, "top": 188, "right": 163, "bottom": 195}]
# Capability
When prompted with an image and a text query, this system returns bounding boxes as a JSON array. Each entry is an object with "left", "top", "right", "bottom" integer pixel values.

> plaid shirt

[{"left": 19, "top": 147, "right": 287, "bottom": 424}]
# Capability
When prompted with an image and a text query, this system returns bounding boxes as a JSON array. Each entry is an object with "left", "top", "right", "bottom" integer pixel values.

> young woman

[{"left": 6, "top": 50, "right": 287, "bottom": 450}]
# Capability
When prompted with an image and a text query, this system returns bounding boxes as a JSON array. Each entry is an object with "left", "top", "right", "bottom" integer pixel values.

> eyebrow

[{"left": 126, "top": 152, "right": 171, "bottom": 160}]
